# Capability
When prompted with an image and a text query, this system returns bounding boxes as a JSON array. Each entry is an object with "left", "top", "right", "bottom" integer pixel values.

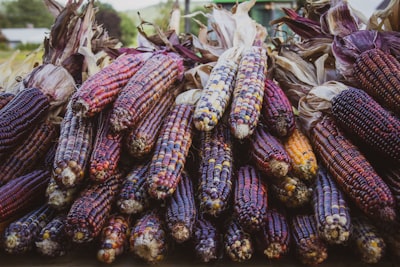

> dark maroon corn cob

[
  {"left": 332, "top": 87, "right": 400, "bottom": 164},
  {"left": 125, "top": 88, "right": 176, "bottom": 158},
  {"left": 65, "top": 172, "right": 122, "bottom": 243},
  {"left": 3, "top": 204, "right": 56, "bottom": 254},
  {"left": 110, "top": 52, "right": 184, "bottom": 132},
  {"left": 129, "top": 210, "right": 168, "bottom": 264},
  {"left": 165, "top": 171, "right": 196, "bottom": 243},
  {"left": 71, "top": 52, "right": 152, "bottom": 117},
  {"left": 89, "top": 108, "right": 123, "bottom": 183},
  {"left": 233, "top": 165, "right": 268, "bottom": 233},
  {"left": 117, "top": 161, "right": 150, "bottom": 215},
  {"left": 291, "top": 214, "right": 328, "bottom": 266},
  {"left": 53, "top": 103, "right": 94, "bottom": 188},
  {"left": 313, "top": 165, "right": 351, "bottom": 245},
  {"left": 311, "top": 115, "right": 396, "bottom": 222},
  {"left": 46, "top": 177, "right": 82, "bottom": 211},
  {"left": 198, "top": 122, "right": 234, "bottom": 217},
  {"left": 35, "top": 213, "right": 72, "bottom": 258},
  {"left": 0, "top": 169, "right": 50, "bottom": 221},
  {"left": 351, "top": 215, "right": 386, "bottom": 264},
  {"left": 193, "top": 215, "right": 220, "bottom": 263},
  {"left": 0, "top": 87, "right": 50, "bottom": 157},
  {"left": 353, "top": 48, "right": 400, "bottom": 115},
  {"left": 376, "top": 219, "right": 400, "bottom": 259},
  {"left": 376, "top": 166, "right": 400, "bottom": 212},
  {"left": 43, "top": 142, "right": 58, "bottom": 170},
  {"left": 147, "top": 102, "right": 195, "bottom": 200},
  {"left": 256, "top": 208, "right": 290, "bottom": 260},
  {"left": 261, "top": 79, "right": 295, "bottom": 137},
  {"left": 0, "top": 92, "right": 14, "bottom": 110},
  {"left": 223, "top": 216, "right": 253, "bottom": 262},
  {"left": 0, "top": 119, "right": 57, "bottom": 186},
  {"left": 97, "top": 214, "right": 130, "bottom": 264},
  {"left": 269, "top": 175, "right": 312, "bottom": 208},
  {"left": 251, "top": 126, "right": 291, "bottom": 179}
]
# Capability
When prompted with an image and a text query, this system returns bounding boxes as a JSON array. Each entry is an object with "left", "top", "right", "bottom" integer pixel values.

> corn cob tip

[
  {"left": 60, "top": 167, "right": 79, "bottom": 187},
  {"left": 321, "top": 218, "right": 351, "bottom": 244},
  {"left": 270, "top": 159, "right": 290, "bottom": 178},
  {"left": 4, "top": 233, "right": 19, "bottom": 253},
  {"left": 357, "top": 239, "right": 385, "bottom": 264},
  {"left": 194, "top": 117, "right": 216, "bottom": 132},
  {"left": 226, "top": 239, "right": 253, "bottom": 262},
  {"left": 298, "top": 239, "right": 328, "bottom": 266},
  {"left": 201, "top": 200, "right": 224, "bottom": 217},
  {"left": 133, "top": 233, "right": 165, "bottom": 264},
  {"left": 35, "top": 239, "right": 62, "bottom": 257},
  {"left": 97, "top": 249, "right": 116, "bottom": 264},
  {"left": 264, "top": 243, "right": 287, "bottom": 259},
  {"left": 118, "top": 199, "right": 144, "bottom": 215},
  {"left": 170, "top": 223, "right": 190, "bottom": 243},
  {"left": 377, "top": 206, "right": 396, "bottom": 222},
  {"left": 72, "top": 99, "right": 90, "bottom": 117},
  {"left": 231, "top": 124, "right": 251, "bottom": 140}
]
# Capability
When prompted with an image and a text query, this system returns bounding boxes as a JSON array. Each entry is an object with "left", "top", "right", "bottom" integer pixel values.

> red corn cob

[
  {"left": 313, "top": 165, "right": 351, "bottom": 245},
  {"left": 129, "top": 210, "right": 168, "bottom": 264},
  {"left": 269, "top": 175, "right": 312, "bottom": 208},
  {"left": 89, "top": 108, "right": 123, "bottom": 183},
  {"left": 110, "top": 52, "right": 184, "bottom": 132},
  {"left": 311, "top": 115, "right": 396, "bottom": 222},
  {"left": 3, "top": 204, "right": 56, "bottom": 254},
  {"left": 233, "top": 165, "right": 268, "bottom": 233},
  {"left": 35, "top": 213, "right": 72, "bottom": 258},
  {"left": 125, "top": 88, "right": 176, "bottom": 158},
  {"left": 0, "top": 92, "right": 14, "bottom": 110},
  {"left": 53, "top": 103, "right": 94, "bottom": 188},
  {"left": 97, "top": 214, "right": 130, "bottom": 264},
  {"left": 331, "top": 87, "right": 400, "bottom": 164},
  {"left": 147, "top": 96, "right": 195, "bottom": 200},
  {"left": 165, "top": 171, "right": 196, "bottom": 243},
  {"left": 0, "top": 87, "right": 50, "bottom": 157},
  {"left": 251, "top": 125, "right": 292, "bottom": 179},
  {"left": 261, "top": 79, "right": 295, "bottom": 137},
  {"left": 291, "top": 214, "right": 328, "bottom": 266},
  {"left": 193, "top": 215, "right": 220, "bottom": 263},
  {"left": 0, "top": 119, "right": 57, "bottom": 186},
  {"left": 0, "top": 169, "right": 50, "bottom": 221},
  {"left": 198, "top": 121, "right": 234, "bottom": 217},
  {"left": 224, "top": 216, "right": 253, "bottom": 262},
  {"left": 70, "top": 52, "right": 152, "bottom": 117},
  {"left": 65, "top": 172, "right": 122, "bottom": 243},
  {"left": 117, "top": 161, "right": 151, "bottom": 215},
  {"left": 229, "top": 46, "right": 267, "bottom": 139},
  {"left": 256, "top": 208, "right": 290, "bottom": 260}
]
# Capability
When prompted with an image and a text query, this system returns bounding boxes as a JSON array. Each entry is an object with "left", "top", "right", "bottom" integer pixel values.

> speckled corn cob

[
  {"left": 110, "top": 52, "right": 183, "bottom": 132},
  {"left": 0, "top": 92, "right": 14, "bottom": 110},
  {"left": 223, "top": 216, "right": 253, "bottom": 262},
  {"left": 46, "top": 177, "right": 82, "bottom": 211},
  {"left": 198, "top": 122, "right": 233, "bottom": 217},
  {"left": 193, "top": 215, "right": 220, "bottom": 263},
  {"left": 89, "top": 108, "right": 123, "bottom": 183},
  {"left": 331, "top": 87, "right": 400, "bottom": 164},
  {"left": 193, "top": 48, "right": 239, "bottom": 132},
  {"left": 0, "top": 169, "right": 50, "bottom": 221},
  {"left": 353, "top": 48, "right": 400, "bottom": 115},
  {"left": 3, "top": 204, "right": 55, "bottom": 254},
  {"left": 53, "top": 103, "right": 94, "bottom": 188},
  {"left": 65, "top": 172, "right": 122, "bottom": 243},
  {"left": 313, "top": 165, "right": 351, "bottom": 245},
  {"left": 291, "top": 214, "right": 328, "bottom": 266},
  {"left": 269, "top": 175, "right": 311, "bottom": 208},
  {"left": 125, "top": 88, "right": 176, "bottom": 158},
  {"left": 165, "top": 171, "right": 196, "bottom": 243},
  {"left": 311, "top": 115, "right": 396, "bottom": 222},
  {"left": 252, "top": 126, "right": 291, "bottom": 179},
  {"left": 351, "top": 215, "right": 386, "bottom": 264},
  {"left": 0, "top": 87, "right": 50, "bottom": 157},
  {"left": 234, "top": 165, "right": 268, "bottom": 233},
  {"left": 117, "top": 161, "right": 150, "bottom": 215},
  {"left": 0, "top": 119, "right": 57, "bottom": 186},
  {"left": 283, "top": 127, "right": 318, "bottom": 183},
  {"left": 229, "top": 46, "right": 267, "bottom": 139},
  {"left": 261, "top": 79, "right": 295, "bottom": 137},
  {"left": 147, "top": 102, "right": 195, "bottom": 200},
  {"left": 35, "top": 214, "right": 72, "bottom": 257},
  {"left": 97, "top": 214, "right": 130, "bottom": 264},
  {"left": 71, "top": 52, "right": 152, "bottom": 117},
  {"left": 129, "top": 210, "right": 168, "bottom": 264}
]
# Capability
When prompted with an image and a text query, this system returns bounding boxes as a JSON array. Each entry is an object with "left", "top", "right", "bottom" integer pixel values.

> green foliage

[
  {"left": 119, "top": 13, "right": 137, "bottom": 46},
  {"left": 15, "top": 42, "right": 40, "bottom": 50},
  {"left": 2, "top": 0, "right": 54, "bottom": 28}
]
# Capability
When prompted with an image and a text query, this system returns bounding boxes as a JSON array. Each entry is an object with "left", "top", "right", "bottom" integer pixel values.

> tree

[{"left": 2, "top": 0, "right": 54, "bottom": 28}]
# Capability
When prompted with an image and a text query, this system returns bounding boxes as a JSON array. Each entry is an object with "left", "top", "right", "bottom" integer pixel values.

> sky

[{"left": 56, "top": 0, "right": 383, "bottom": 17}]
